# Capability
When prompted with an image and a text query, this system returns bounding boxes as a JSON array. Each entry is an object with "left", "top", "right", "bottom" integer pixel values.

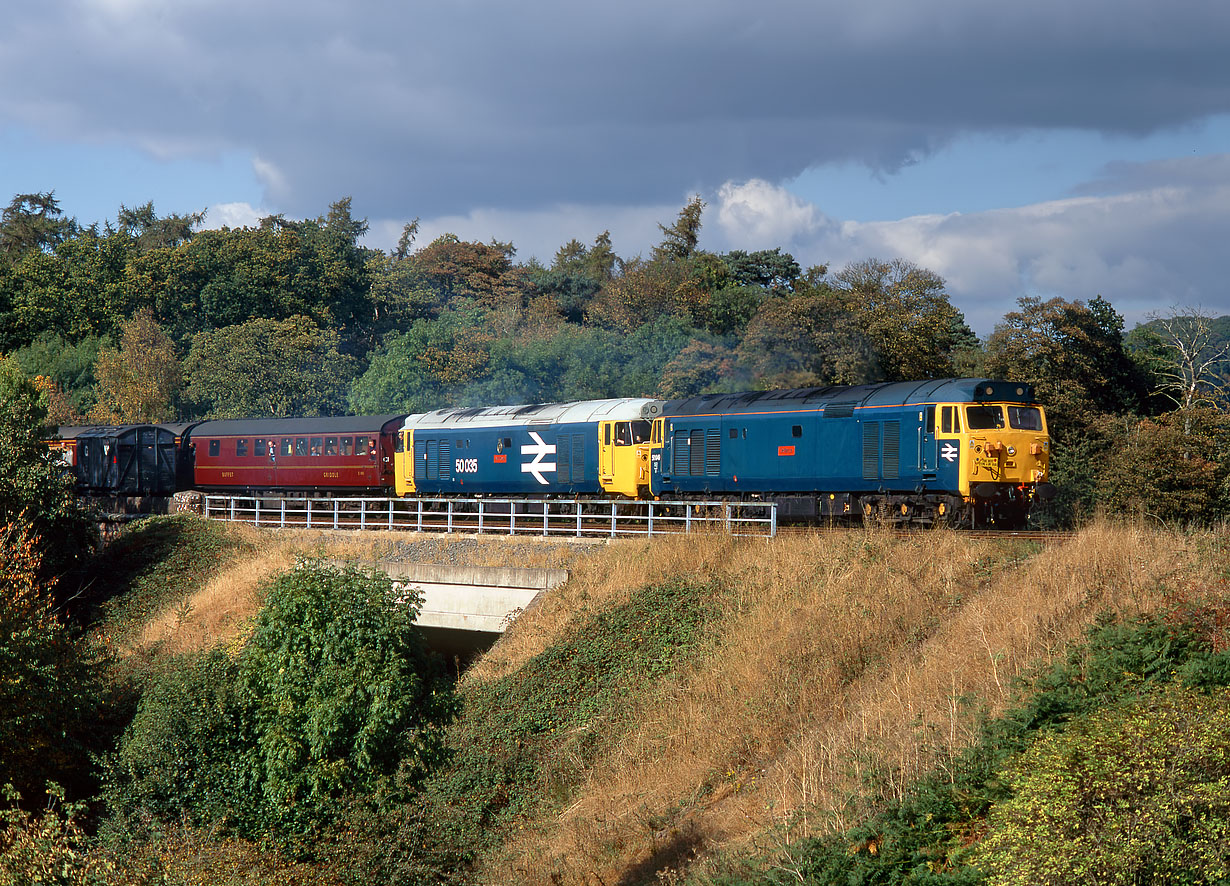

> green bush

[
  {"left": 104, "top": 562, "right": 454, "bottom": 848},
  {"left": 976, "top": 684, "right": 1230, "bottom": 886},
  {"left": 240, "top": 563, "right": 453, "bottom": 838}
]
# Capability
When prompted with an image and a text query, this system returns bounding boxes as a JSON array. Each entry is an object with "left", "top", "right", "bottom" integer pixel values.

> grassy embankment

[{"left": 93, "top": 517, "right": 1228, "bottom": 884}]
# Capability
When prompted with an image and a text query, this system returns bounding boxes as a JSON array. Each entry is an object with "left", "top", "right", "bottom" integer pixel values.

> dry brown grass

[
  {"left": 124, "top": 526, "right": 595, "bottom": 656},
  {"left": 476, "top": 521, "right": 1222, "bottom": 885}
]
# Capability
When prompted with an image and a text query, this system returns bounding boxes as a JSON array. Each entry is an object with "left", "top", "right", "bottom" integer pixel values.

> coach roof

[{"left": 186, "top": 415, "right": 407, "bottom": 438}]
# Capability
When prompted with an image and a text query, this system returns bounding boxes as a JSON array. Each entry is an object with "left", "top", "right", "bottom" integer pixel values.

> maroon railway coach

[{"left": 183, "top": 415, "right": 406, "bottom": 493}]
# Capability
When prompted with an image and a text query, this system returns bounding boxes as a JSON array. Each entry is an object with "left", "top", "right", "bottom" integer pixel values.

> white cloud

[
  {"left": 712, "top": 179, "right": 833, "bottom": 249},
  {"left": 205, "top": 201, "right": 266, "bottom": 229},
  {"left": 705, "top": 166, "right": 1230, "bottom": 335}
]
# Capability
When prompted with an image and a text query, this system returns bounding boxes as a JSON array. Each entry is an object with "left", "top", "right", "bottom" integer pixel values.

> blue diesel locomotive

[{"left": 649, "top": 378, "right": 1053, "bottom": 526}]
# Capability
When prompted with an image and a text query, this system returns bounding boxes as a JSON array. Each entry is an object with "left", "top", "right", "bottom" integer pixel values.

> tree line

[{"left": 2, "top": 190, "right": 1229, "bottom": 524}]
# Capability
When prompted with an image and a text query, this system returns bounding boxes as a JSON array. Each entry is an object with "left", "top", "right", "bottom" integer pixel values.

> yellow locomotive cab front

[{"left": 959, "top": 398, "right": 1047, "bottom": 497}]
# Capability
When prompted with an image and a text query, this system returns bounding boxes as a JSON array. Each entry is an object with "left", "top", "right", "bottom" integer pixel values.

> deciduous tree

[
  {"left": 0, "top": 356, "right": 92, "bottom": 573},
  {"left": 984, "top": 295, "right": 1148, "bottom": 437},
  {"left": 833, "top": 257, "right": 976, "bottom": 381},
  {"left": 89, "top": 308, "right": 182, "bottom": 423},
  {"left": 184, "top": 316, "right": 356, "bottom": 418}
]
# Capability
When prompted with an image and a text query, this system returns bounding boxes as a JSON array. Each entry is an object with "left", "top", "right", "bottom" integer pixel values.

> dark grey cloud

[{"left": 3, "top": 0, "right": 1230, "bottom": 217}]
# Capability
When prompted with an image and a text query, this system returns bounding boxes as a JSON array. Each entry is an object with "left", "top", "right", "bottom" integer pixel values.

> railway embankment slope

[{"left": 84, "top": 519, "right": 1230, "bottom": 885}]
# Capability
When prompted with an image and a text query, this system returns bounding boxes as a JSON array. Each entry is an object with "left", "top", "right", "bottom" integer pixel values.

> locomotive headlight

[
  {"left": 1043, "top": 441, "right": 1049, "bottom": 452},
  {"left": 1007, "top": 445, "right": 1016, "bottom": 457}
]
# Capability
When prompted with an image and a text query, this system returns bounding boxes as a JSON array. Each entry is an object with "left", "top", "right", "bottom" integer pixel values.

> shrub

[
  {"left": 240, "top": 563, "right": 453, "bottom": 839},
  {"left": 976, "top": 683, "right": 1230, "bottom": 886},
  {"left": 104, "top": 562, "right": 454, "bottom": 848}
]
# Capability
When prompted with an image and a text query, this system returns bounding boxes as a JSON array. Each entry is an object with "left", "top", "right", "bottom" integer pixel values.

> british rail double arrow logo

[{"left": 521, "top": 432, "right": 557, "bottom": 485}]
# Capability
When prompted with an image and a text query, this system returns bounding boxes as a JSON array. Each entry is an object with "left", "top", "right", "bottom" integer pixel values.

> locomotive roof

[
  {"left": 403, "top": 398, "right": 664, "bottom": 431},
  {"left": 186, "top": 414, "right": 407, "bottom": 438},
  {"left": 661, "top": 379, "right": 1038, "bottom": 416}
]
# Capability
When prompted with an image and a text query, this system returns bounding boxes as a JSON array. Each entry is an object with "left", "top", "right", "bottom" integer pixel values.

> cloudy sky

[{"left": 3, "top": 0, "right": 1228, "bottom": 334}]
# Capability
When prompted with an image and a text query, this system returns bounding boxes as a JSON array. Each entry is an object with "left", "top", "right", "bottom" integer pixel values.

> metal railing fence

[{"left": 202, "top": 495, "right": 777, "bottom": 538}]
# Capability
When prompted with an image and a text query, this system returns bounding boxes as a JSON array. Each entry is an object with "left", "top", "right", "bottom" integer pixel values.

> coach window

[
  {"left": 341, "top": 437, "right": 354, "bottom": 456},
  {"left": 295, "top": 438, "right": 307, "bottom": 456},
  {"left": 208, "top": 440, "right": 220, "bottom": 457},
  {"left": 310, "top": 437, "right": 323, "bottom": 456},
  {"left": 282, "top": 438, "right": 293, "bottom": 456},
  {"left": 325, "top": 437, "right": 338, "bottom": 456},
  {"left": 236, "top": 439, "right": 248, "bottom": 457}
]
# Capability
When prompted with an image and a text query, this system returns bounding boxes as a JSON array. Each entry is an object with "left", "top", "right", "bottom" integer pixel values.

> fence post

[
  {"left": 686, "top": 503, "right": 692, "bottom": 533},
  {"left": 254, "top": 498, "right": 260, "bottom": 527},
  {"left": 280, "top": 498, "right": 286, "bottom": 529},
  {"left": 478, "top": 499, "right": 484, "bottom": 534},
  {"left": 576, "top": 500, "right": 582, "bottom": 537},
  {"left": 647, "top": 502, "right": 654, "bottom": 537}
]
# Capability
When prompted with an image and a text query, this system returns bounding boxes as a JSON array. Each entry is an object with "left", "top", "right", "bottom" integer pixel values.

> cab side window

[{"left": 941, "top": 406, "right": 961, "bottom": 434}]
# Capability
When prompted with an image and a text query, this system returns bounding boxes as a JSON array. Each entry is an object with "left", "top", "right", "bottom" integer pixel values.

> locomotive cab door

[
  {"left": 599, "top": 420, "right": 651, "bottom": 498},
  {"left": 394, "top": 430, "right": 415, "bottom": 496},
  {"left": 919, "top": 406, "right": 937, "bottom": 479}
]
